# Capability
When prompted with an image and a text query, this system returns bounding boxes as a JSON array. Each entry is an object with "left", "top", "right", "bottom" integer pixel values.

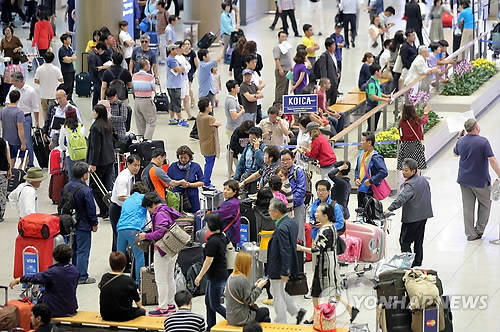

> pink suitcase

[
  {"left": 345, "top": 221, "right": 385, "bottom": 262},
  {"left": 338, "top": 234, "right": 362, "bottom": 263}
]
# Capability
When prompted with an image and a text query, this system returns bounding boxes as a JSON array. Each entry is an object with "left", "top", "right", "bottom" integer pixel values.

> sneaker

[
  {"left": 178, "top": 119, "right": 189, "bottom": 127},
  {"left": 189, "top": 134, "right": 199, "bottom": 140},
  {"left": 78, "top": 277, "right": 96, "bottom": 284},
  {"left": 166, "top": 305, "right": 177, "bottom": 314},
  {"left": 263, "top": 299, "right": 273, "bottom": 305},
  {"left": 296, "top": 308, "right": 306, "bottom": 325},
  {"left": 169, "top": 119, "right": 178, "bottom": 125},
  {"left": 202, "top": 185, "right": 216, "bottom": 191},
  {"left": 467, "top": 235, "right": 481, "bottom": 241},
  {"left": 149, "top": 308, "right": 169, "bottom": 317},
  {"left": 187, "top": 117, "right": 196, "bottom": 121},
  {"left": 22, "top": 22, "right": 30, "bottom": 28}
]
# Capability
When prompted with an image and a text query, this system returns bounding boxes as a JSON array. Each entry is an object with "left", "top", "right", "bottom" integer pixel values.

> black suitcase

[
  {"left": 240, "top": 198, "right": 257, "bottom": 242},
  {"left": 130, "top": 140, "right": 165, "bottom": 167},
  {"left": 154, "top": 85, "right": 169, "bottom": 113},
  {"left": 380, "top": 297, "right": 412, "bottom": 332},
  {"left": 441, "top": 295, "right": 453, "bottom": 332},
  {"left": 453, "top": 33, "right": 462, "bottom": 53},
  {"left": 176, "top": 242, "right": 204, "bottom": 277},
  {"left": 197, "top": 31, "right": 218, "bottom": 49},
  {"left": 125, "top": 104, "right": 132, "bottom": 132},
  {"left": 32, "top": 128, "right": 50, "bottom": 169},
  {"left": 7, "top": 155, "right": 27, "bottom": 195}
]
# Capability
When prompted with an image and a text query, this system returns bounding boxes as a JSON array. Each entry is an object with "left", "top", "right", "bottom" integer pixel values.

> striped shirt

[
  {"left": 163, "top": 308, "right": 206, "bottom": 332},
  {"left": 132, "top": 70, "right": 155, "bottom": 98}
]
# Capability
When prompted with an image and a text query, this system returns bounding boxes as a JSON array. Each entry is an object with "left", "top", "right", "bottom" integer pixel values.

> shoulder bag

[
  {"left": 98, "top": 273, "right": 122, "bottom": 290},
  {"left": 156, "top": 223, "right": 191, "bottom": 257},
  {"left": 363, "top": 158, "right": 391, "bottom": 201},
  {"left": 224, "top": 209, "right": 240, "bottom": 270},
  {"left": 181, "top": 165, "right": 192, "bottom": 213},
  {"left": 406, "top": 120, "right": 425, "bottom": 151}
]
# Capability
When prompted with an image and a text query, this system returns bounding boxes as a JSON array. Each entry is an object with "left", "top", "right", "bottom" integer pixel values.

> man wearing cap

[
  {"left": 240, "top": 68, "right": 263, "bottom": 123},
  {"left": 297, "top": 122, "right": 337, "bottom": 181},
  {"left": 166, "top": 42, "right": 188, "bottom": 127},
  {"left": 454, "top": 119, "right": 500, "bottom": 241},
  {"left": 8, "top": 167, "right": 48, "bottom": 218},
  {"left": 7, "top": 71, "right": 40, "bottom": 169}
]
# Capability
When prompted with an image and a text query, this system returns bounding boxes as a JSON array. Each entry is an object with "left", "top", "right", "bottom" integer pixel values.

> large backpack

[
  {"left": 66, "top": 124, "right": 87, "bottom": 161},
  {"left": 109, "top": 68, "right": 128, "bottom": 100},
  {"left": 58, "top": 183, "right": 86, "bottom": 216},
  {"left": 185, "top": 262, "right": 207, "bottom": 297},
  {"left": 312, "top": 54, "right": 324, "bottom": 82}
]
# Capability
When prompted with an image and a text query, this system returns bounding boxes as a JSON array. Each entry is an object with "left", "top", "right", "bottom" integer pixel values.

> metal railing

[{"left": 331, "top": 28, "right": 494, "bottom": 162}]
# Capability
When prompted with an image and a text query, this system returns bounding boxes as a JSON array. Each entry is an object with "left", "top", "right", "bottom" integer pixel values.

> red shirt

[
  {"left": 305, "top": 134, "right": 337, "bottom": 166},
  {"left": 33, "top": 20, "right": 54, "bottom": 50},
  {"left": 398, "top": 114, "right": 428, "bottom": 141}
]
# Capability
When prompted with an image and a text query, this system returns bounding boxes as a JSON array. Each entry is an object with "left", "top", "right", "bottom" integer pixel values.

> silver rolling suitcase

[{"left": 240, "top": 242, "right": 264, "bottom": 285}]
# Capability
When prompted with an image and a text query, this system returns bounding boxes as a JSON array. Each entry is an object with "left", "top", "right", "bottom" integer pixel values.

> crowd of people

[{"left": 0, "top": 0, "right": 498, "bottom": 331}]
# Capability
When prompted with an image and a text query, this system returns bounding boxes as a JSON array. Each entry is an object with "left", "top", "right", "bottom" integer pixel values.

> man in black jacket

[
  {"left": 267, "top": 198, "right": 306, "bottom": 325},
  {"left": 317, "top": 37, "right": 340, "bottom": 106},
  {"left": 404, "top": 0, "right": 423, "bottom": 45},
  {"left": 400, "top": 29, "right": 418, "bottom": 71}
]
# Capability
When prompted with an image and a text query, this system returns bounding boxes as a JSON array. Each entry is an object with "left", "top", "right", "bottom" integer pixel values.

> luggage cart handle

[{"left": 0, "top": 286, "right": 8, "bottom": 306}]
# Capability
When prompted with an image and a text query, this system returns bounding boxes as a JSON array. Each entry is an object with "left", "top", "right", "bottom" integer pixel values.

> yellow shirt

[
  {"left": 85, "top": 40, "right": 97, "bottom": 53},
  {"left": 302, "top": 36, "right": 317, "bottom": 58}
]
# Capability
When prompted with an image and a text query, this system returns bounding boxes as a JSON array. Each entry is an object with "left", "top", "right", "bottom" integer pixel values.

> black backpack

[
  {"left": 312, "top": 55, "right": 323, "bottom": 81},
  {"left": 58, "top": 184, "right": 85, "bottom": 216},
  {"left": 185, "top": 262, "right": 207, "bottom": 297},
  {"left": 109, "top": 68, "right": 128, "bottom": 100}
]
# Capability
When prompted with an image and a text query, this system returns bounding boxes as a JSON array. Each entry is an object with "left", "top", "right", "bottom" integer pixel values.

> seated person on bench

[
  {"left": 98, "top": 252, "right": 146, "bottom": 321},
  {"left": 32, "top": 303, "right": 64, "bottom": 332},
  {"left": 9, "top": 244, "right": 79, "bottom": 317}
]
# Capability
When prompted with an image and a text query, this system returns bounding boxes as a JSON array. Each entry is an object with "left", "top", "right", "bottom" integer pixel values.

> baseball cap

[
  {"left": 167, "top": 43, "right": 180, "bottom": 52},
  {"left": 306, "top": 122, "right": 320, "bottom": 133},
  {"left": 242, "top": 69, "right": 253, "bottom": 76},
  {"left": 335, "top": 23, "right": 343, "bottom": 28}
]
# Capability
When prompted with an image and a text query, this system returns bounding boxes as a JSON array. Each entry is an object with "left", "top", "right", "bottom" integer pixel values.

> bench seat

[
  {"left": 52, "top": 311, "right": 164, "bottom": 331},
  {"left": 336, "top": 93, "right": 366, "bottom": 105},
  {"left": 328, "top": 104, "right": 356, "bottom": 114},
  {"left": 211, "top": 320, "right": 348, "bottom": 332}
]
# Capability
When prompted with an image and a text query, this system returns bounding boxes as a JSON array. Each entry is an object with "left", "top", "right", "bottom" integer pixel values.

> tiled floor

[{"left": 0, "top": 1, "right": 499, "bottom": 331}]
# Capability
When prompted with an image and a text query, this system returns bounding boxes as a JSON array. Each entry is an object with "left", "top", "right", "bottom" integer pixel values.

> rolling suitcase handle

[
  {"left": 89, "top": 172, "right": 111, "bottom": 207},
  {"left": 0, "top": 285, "right": 8, "bottom": 306}
]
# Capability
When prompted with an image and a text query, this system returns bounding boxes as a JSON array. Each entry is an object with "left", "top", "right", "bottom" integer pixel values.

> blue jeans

[
  {"left": 65, "top": 156, "right": 83, "bottom": 182},
  {"left": 205, "top": 279, "right": 226, "bottom": 330},
  {"left": 203, "top": 155, "right": 216, "bottom": 187},
  {"left": 72, "top": 230, "right": 91, "bottom": 281},
  {"left": 18, "top": 114, "right": 34, "bottom": 167},
  {"left": 117, "top": 229, "right": 145, "bottom": 285},
  {"left": 328, "top": 113, "right": 345, "bottom": 136}
]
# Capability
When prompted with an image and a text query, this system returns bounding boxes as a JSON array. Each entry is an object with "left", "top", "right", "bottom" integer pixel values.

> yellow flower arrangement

[
  {"left": 472, "top": 58, "right": 496, "bottom": 71},
  {"left": 376, "top": 127, "right": 400, "bottom": 142},
  {"left": 374, "top": 127, "right": 400, "bottom": 158}
]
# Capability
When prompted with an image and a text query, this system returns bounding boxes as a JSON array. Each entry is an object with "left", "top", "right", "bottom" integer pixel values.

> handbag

[
  {"left": 336, "top": 234, "right": 346, "bottom": 255},
  {"left": 313, "top": 303, "right": 336, "bottom": 332},
  {"left": 165, "top": 189, "right": 180, "bottom": 211},
  {"left": 362, "top": 158, "right": 391, "bottom": 201},
  {"left": 138, "top": 17, "right": 150, "bottom": 33},
  {"left": 285, "top": 273, "right": 309, "bottom": 296},
  {"left": 156, "top": 224, "right": 191, "bottom": 257},
  {"left": 181, "top": 165, "right": 192, "bottom": 212},
  {"left": 381, "top": 64, "right": 393, "bottom": 80},
  {"left": 134, "top": 235, "right": 153, "bottom": 252},
  {"left": 371, "top": 40, "right": 379, "bottom": 49},
  {"left": 18, "top": 51, "right": 28, "bottom": 64}
]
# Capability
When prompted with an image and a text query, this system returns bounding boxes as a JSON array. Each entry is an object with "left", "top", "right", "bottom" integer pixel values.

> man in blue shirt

[
  {"left": 330, "top": 23, "right": 345, "bottom": 85},
  {"left": 309, "top": 180, "right": 344, "bottom": 234},
  {"left": 166, "top": 43, "right": 188, "bottom": 127},
  {"left": 61, "top": 162, "right": 98, "bottom": 284},
  {"left": 189, "top": 48, "right": 223, "bottom": 140},
  {"left": 165, "top": 15, "right": 178, "bottom": 46},
  {"left": 454, "top": 119, "right": 500, "bottom": 241}
]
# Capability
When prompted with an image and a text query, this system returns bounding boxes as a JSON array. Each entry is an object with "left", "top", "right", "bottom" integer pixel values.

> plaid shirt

[{"left": 110, "top": 100, "right": 128, "bottom": 137}]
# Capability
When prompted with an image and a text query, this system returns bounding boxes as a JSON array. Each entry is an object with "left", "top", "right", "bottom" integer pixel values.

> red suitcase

[
  {"left": 18, "top": 214, "right": 60, "bottom": 239},
  {"left": 49, "top": 149, "right": 62, "bottom": 175},
  {"left": 345, "top": 221, "right": 385, "bottom": 262},
  {"left": 7, "top": 299, "right": 33, "bottom": 331},
  {"left": 304, "top": 223, "right": 312, "bottom": 262},
  {"left": 14, "top": 235, "right": 55, "bottom": 278},
  {"left": 338, "top": 234, "right": 362, "bottom": 263},
  {"left": 48, "top": 172, "right": 68, "bottom": 204}
]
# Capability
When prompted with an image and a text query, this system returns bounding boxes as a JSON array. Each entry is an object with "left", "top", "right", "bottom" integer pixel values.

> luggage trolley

[
  {"left": 21, "top": 246, "right": 43, "bottom": 302},
  {"left": 337, "top": 198, "right": 394, "bottom": 289}
]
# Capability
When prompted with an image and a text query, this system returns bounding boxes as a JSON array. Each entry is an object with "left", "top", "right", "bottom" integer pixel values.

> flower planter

[{"left": 430, "top": 69, "right": 500, "bottom": 115}]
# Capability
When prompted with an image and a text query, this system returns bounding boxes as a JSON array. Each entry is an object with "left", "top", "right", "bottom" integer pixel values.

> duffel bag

[
  {"left": 18, "top": 213, "right": 60, "bottom": 239},
  {"left": 403, "top": 269, "right": 440, "bottom": 310}
]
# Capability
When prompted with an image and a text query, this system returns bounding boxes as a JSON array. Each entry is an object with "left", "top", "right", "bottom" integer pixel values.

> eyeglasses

[{"left": 141, "top": 40, "right": 149, "bottom": 44}]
